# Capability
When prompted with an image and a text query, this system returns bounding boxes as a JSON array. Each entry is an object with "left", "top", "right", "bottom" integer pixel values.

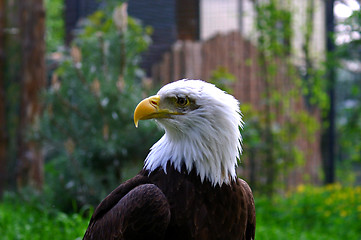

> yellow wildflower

[
  {"left": 325, "top": 183, "right": 342, "bottom": 191},
  {"left": 334, "top": 183, "right": 342, "bottom": 190},
  {"left": 325, "top": 197, "right": 333, "bottom": 206},
  {"left": 297, "top": 184, "right": 305, "bottom": 193},
  {"left": 340, "top": 210, "right": 348, "bottom": 218}
]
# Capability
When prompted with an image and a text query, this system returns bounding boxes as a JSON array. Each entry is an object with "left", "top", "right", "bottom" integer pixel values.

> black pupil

[{"left": 177, "top": 97, "right": 187, "bottom": 105}]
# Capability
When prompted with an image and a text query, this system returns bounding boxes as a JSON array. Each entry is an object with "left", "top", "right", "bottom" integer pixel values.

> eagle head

[{"left": 134, "top": 79, "right": 243, "bottom": 186}]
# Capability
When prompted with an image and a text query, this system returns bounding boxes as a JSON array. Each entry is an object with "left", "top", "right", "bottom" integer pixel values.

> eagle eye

[{"left": 176, "top": 96, "right": 189, "bottom": 107}]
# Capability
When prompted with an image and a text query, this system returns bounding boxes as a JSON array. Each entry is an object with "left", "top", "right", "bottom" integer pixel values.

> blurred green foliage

[
  {"left": 256, "top": 0, "right": 328, "bottom": 110},
  {"left": 240, "top": 0, "right": 323, "bottom": 195},
  {"left": 2, "top": 184, "right": 360, "bottom": 239},
  {"left": 36, "top": 3, "right": 161, "bottom": 211},
  {"left": 240, "top": 103, "right": 319, "bottom": 193},
  {"left": 255, "top": 0, "right": 292, "bottom": 56},
  {"left": 209, "top": 64, "right": 320, "bottom": 194},
  {"left": 45, "top": 0, "right": 64, "bottom": 52},
  {"left": 255, "top": 0, "right": 328, "bottom": 109},
  {"left": 256, "top": 184, "right": 361, "bottom": 239},
  {"left": 0, "top": 192, "right": 89, "bottom": 240},
  {"left": 335, "top": 9, "right": 361, "bottom": 178},
  {"left": 209, "top": 66, "right": 236, "bottom": 94}
]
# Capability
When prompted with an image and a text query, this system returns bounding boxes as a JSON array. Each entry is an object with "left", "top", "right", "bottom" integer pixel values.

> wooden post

[{"left": 16, "top": 0, "right": 46, "bottom": 190}]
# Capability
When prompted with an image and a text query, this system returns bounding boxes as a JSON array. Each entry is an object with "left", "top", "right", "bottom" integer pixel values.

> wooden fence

[
  {"left": 152, "top": 32, "right": 263, "bottom": 106},
  {"left": 151, "top": 32, "right": 322, "bottom": 188}
]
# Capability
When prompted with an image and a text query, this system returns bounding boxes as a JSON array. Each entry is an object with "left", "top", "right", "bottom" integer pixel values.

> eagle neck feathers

[{"left": 144, "top": 81, "right": 243, "bottom": 186}]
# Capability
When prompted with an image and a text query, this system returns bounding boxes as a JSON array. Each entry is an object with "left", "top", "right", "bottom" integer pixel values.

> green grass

[
  {"left": 255, "top": 184, "right": 361, "bottom": 239},
  {"left": 0, "top": 195, "right": 89, "bottom": 240},
  {"left": 1, "top": 184, "right": 360, "bottom": 239}
]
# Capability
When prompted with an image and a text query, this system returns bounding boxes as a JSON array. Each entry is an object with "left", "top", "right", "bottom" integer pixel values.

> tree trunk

[
  {"left": 0, "top": 0, "right": 6, "bottom": 198},
  {"left": 16, "top": 0, "right": 46, "bottom": 190}
]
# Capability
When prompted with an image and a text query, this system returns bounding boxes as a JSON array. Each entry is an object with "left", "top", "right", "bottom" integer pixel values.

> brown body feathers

[{"left": 83, "top": 164, "right": 255, "bottom": 240}]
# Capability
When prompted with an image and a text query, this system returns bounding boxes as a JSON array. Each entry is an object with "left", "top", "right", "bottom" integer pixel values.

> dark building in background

[
  {"left": 64, "top": 0, "right": 201, "bottom": 76},
  {"left": 128, "top": 0, "right": 177, "bottom": 76},
  {"left": 64, "top": 0, "right": 105, "bottom": 45},
  {"left": 128, "top": 0, "right": 200, "bottom": 76}
]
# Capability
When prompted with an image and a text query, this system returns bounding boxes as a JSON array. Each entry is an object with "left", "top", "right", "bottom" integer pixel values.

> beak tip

[
  {"left": 133, "top": 95, "right": 160, "bottom": 128},
  {"left": 134, "top": 118, "right": 139, "bottom": 128}
]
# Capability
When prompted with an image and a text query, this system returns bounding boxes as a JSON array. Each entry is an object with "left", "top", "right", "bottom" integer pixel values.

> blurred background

[{"left": 0, "top": 0, "right": 360, "bottom": 239}]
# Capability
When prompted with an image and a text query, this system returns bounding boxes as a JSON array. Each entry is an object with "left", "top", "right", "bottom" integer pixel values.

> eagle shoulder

[
  {"left": 237, "top": 178, "right": 256, "bottom": 240},
  {"left": 83, "top": 175, "right": 171, "bottom": 240}
]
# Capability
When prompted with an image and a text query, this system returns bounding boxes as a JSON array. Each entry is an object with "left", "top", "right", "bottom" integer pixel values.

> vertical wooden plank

[
  {"left": 183, "top": 41, "right": 193, "bottom": 78},
  {"left": 243, "top": 37, "right": 251, "bottom": 103},
  {"left": 178, "top": 41, "right": 186, "bottom": 79},
  {"left": 233, "top": 32, "right": 242, "bottom": 100},
  {"left": 252, "top": 43, "right": 262, "bottom": 110},
  {"left": 163, "top": 52, "right": 171, "bottom": 83},
  {"left": 171, "top": 41, "right": 182, "bottom": 81},
  {"left": 191, "top": 42, "right": 202, "bottom": 79},
  {"left": 237, "top": 33, "right": 244, "bottom": 100},
  {"left": 159, "top": 53, "right": 169, "bottom": 84},
  {"left": 201, "top": 38, "right": 209, "bottom": 80},
  {"left": 151, "top": 63, "right": 160, "bottom": 84},
  {"left": 209, "top": 36, "right": 217, "bottom": 75}
]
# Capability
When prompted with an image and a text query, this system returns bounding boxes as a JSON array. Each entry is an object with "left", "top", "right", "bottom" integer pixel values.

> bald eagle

[{"left": 83, "top": 79, "right": 256, "bottom": 240}]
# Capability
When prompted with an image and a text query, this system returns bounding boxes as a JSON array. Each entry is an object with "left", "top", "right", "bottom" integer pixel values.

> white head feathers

[{"left": 144, "top": 79, "right": 243, "bottom": 186}]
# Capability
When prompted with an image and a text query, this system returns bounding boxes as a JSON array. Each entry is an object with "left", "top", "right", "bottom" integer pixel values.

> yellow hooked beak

[{"left": 134, "top": 95, "right": 173, "bottom": 128}]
